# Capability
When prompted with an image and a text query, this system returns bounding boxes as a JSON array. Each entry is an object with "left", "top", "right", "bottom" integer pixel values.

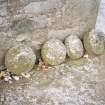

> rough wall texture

[{"left": 0, "top": 0, "right": 100, "bottom": 65}]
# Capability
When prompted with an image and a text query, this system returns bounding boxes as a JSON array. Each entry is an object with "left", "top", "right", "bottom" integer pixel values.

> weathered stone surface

[
  {"left": 41, "top": 39, "right": 66, "bottom": 65},
  {"left": 0, "top": 0, "right": 99, "bottom": 65},
  {"left": 65, "top": 35, "right": 84, "bottom": 60},
  {"left": 84, "top": 29, "right": 105, "bottom": 55},
  {"left": 5, "top": 44, "right": 36, "bottom": 74},
  {"left": 0, "top": 1, "right": 105, "bottom": 105}
]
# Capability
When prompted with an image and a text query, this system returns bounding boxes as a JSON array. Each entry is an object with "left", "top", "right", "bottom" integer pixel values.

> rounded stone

[
  {"left": 65, "top": 35, "right": 84, "bottom": 60},
  {"left": 5, "top": 44, "right": 36, "bottom": 75},
  {"left": 83, "top": 29, "right": 105, "bottom": 55},
  {"left": 41, "top": 39, "right": 66, "bottom": 65}
]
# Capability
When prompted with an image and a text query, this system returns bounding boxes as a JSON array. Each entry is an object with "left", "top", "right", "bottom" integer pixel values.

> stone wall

[{"left": 0, "top": 0, "right": 100, "bottom": 65}]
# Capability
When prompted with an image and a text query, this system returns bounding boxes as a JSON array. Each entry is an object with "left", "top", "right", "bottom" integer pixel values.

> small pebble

[
  {"left": 21, "top": 73, "right": 31, "bottom": 79},
  {"left": 12, "top": 76, "right": 20, "bottom": 81},
  {"left": 4, "top": 76, "right": 12, "bottom": 82},
  {"left": 83, "top": 54, "right": 89, "bottom": 58}
]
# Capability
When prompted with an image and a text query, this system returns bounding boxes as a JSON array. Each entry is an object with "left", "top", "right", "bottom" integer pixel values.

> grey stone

[
  {"left": 0, "top": 1, "right": 7, "bottom": 16},
  {"left": 10, "top": 18, "right": 35, "bottom": 35},
  {"left": 41, "top": 39, "right": 66, "bottom": 65},
  {"left": 23, "top": 0, "right": 63, "bottom": 14},
  {"left": 65, "top": 35, "right": 84, "bottom": 60},
  {"left": 10, "top": 15, "right": 48, "bottom": 35},
  {"left": 23, "top": 2, "right": 48, "bottom": 14},
  {"left": 84, "top": 29, "right": 105, "bottom": 55}
]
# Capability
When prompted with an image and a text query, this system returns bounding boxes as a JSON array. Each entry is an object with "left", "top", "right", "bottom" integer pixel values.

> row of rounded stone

[{"left": 5, "top": 29, "right": 105, "bottom": 75}]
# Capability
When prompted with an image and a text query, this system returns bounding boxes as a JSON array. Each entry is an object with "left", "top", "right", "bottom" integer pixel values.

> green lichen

[
  {"left": 41, "top": 39, "right": 66, "bottom": 65},
  {"left": 5, "top": 44, "right": 36, "bottom": 75}
]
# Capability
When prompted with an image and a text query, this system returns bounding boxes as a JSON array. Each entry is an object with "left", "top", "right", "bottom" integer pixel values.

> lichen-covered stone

[
  {"left": 41, "top": 39, "right": 66, "bottom": 65},
  {"left": 84, "top": 29, "right": 105, "bottom": 55},
  {"left": 65, "top": 35, "right": 84, "bottom": 60},
  {"left": 5, "top": 44, "right": 36, "bottom": 75},
  {"left": 0, "top": 0, "right": 99, "bottom": 66}
]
